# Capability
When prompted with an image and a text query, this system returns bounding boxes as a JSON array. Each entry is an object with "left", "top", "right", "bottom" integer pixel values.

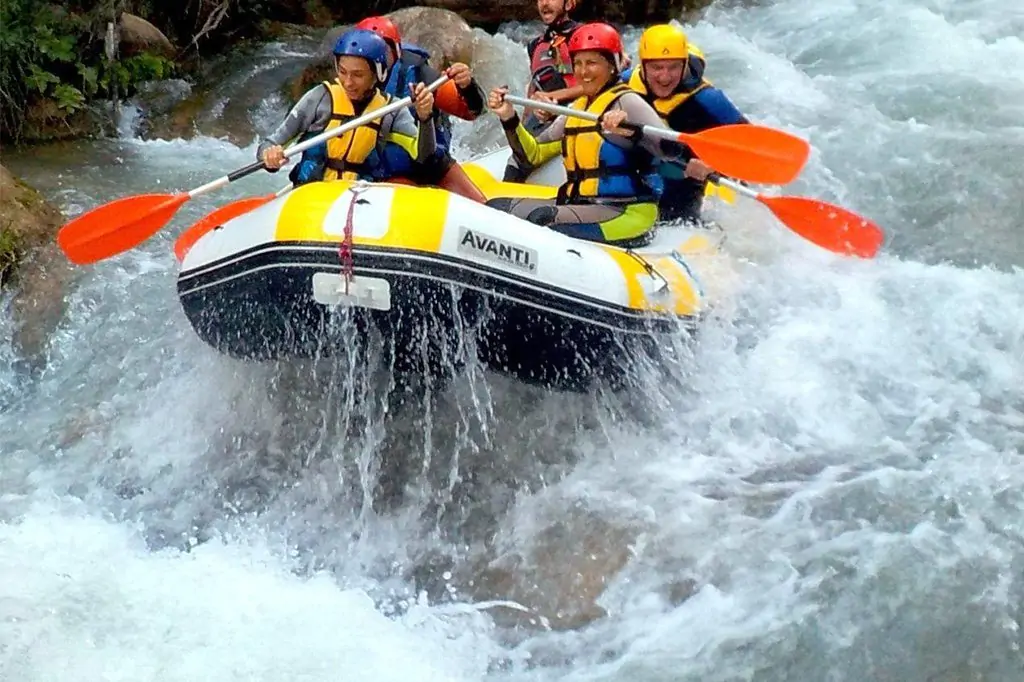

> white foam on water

[
  {"left": 0, "top": 497, "right": 495, "bottom": 682},
  {"left": 685, "top": 0, "right": 1024, "bottom": 267},
  {"left": 3, "top": 1, "right": 1024, "bottom": 679}
]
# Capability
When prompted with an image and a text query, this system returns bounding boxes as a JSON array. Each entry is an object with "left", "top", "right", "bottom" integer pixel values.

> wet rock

[
  {"left": 119, "top": 13, "right": 175, "bottom": 58},
  {"left": 132, "top": 79, "right": 195, "bottom": 118},
  {"left": 141, "top": 91, "right": 205, "bottom": 141},
  {"left": 406, "top": 0, "right": 536, "bottom": 25},
  {"left": 578, "top": 0, "right": 713, "bottom": 25},
  {"left": 127, "top": 79, "right": 196, "bottom": 139},
  {"left": 260, "top": 20, "right": 330, "bottom": 40},
  {"left": 0, "top": 165, "right": 73, "bottom": 362},
  {"left": 0, "top": 166, "right": 63, "bottom": 287},
  {"left": 20, "top": 99, "right": 104, "bottom": 144},
  {"left": 388, "top": 7, "right": 476, "bottom": 67},
  {"left": 123, "top": 77, "right": 195, "bottom": 138},
  {"left": 472, "top": 503, "right": 650, "bottom": 630},
  {"left": 285, "top": 61, "right": 335, "bottom": 107},
  {"left": 351, "top": 0, "right": 713, "bottom": 26}
]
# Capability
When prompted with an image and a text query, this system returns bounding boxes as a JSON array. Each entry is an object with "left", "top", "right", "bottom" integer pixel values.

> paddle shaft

[
  {"left": 504, "top": 95, "right": 882, "bottom": 258},
  {"left": 504, "top": 94, "right": 684, "bottom": 146},
  {"left": 187, "top": 75, "right": 450, "bottom": 200},
  {"left": 708, "top": 174, "right": 758, "bottom": 200},
  {"left": 707, "top": 173, "right": 884, "bottom": 258}
]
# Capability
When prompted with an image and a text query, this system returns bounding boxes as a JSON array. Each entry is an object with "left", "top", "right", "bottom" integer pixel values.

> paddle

[
  {"left": 709, "top": 174, "right": 884, "bottom": 258},
  {"left": 173, "top": 184, "right": 292, "bottom": 261},
  {"left": 58, "top": 75, "right": 450, "bottom": 265},
  {"left": 503, "top": 94, "right": 809, "bottom": 186}
]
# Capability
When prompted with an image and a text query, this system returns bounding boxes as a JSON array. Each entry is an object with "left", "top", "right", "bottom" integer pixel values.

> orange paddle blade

[
  {"left": 681, "top": 124, "right": 810, "bottom": 185},
  {"left": 174, "top": 194, "right": 274, "bottom": 261},
  {"left": 761, "top": 195, "right": 884, "bottom": 258},
  {"left": 57, "top": 193, "right": 189, "bottom": 265}
]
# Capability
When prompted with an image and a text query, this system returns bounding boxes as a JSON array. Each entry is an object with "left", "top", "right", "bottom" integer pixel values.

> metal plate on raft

[{"left": 311, "top": 272, "right": 392, "bottom": 311}]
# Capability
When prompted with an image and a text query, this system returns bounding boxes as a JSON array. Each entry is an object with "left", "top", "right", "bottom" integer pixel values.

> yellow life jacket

[
  {"left": 321, "top": 80, "right": 390, "bottom": 182},
  {"left": 562, "top": 83, "right": 644, "bottom": 201},
  {"left": 628, "top": 50, "right": 711, "bottom": 120}
]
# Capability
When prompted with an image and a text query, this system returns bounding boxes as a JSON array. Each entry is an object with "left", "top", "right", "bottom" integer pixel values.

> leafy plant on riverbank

[
  {"left": 2, "top": 2, "right": 81, "bottom": 136},
  {"left": 0, "top": 1, "right": 178, "bottom": 142},
  {"left": 0, "top": 0, "right": 327, "bottom": 143},
  {"left": 0, "top": 224, "right": 18, "bottom": 289}
]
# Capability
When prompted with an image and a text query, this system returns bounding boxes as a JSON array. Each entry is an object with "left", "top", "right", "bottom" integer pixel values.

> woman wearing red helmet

[{"left": 488, "top": 23, "right": 686, "bottom": 246}]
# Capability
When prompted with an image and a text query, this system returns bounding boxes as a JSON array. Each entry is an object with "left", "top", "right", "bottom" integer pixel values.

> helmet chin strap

[
  {"left": 383, "top": 43, "right": 400, "bottom": 83},
  {"left": 602, "top": 52, "right": 623, "bottom": 73}
]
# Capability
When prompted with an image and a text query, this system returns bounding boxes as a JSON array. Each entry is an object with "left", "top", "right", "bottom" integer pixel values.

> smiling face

[
  {"left": 643, "top": 59, "right": 687, "bottom": 98},
  {"left": 335, "top": 56, "right": 377, "bottom": 101},
  {"left": 536, "top": 0, "right": 570, "bottom": 25},
  {"left": 572, "top": 50, "right": 616, "bottom": 98}
]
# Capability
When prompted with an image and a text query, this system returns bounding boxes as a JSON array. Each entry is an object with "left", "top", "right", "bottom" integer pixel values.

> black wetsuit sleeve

[{"left": 458, "top": 79, "right": 486, "bottom": 116}]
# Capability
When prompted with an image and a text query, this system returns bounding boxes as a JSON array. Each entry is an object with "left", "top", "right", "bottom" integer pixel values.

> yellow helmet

[{"left": 638, "top": 24, "right": 689, "bottom": 62}]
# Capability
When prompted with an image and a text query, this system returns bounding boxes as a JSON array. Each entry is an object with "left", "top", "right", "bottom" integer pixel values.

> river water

[{"left": 2, "top": 0, "right": 1023, "bottom": 680}]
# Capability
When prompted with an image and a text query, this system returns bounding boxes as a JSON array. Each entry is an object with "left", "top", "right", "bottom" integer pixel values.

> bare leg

[{"left": 438, "top": 162, "right": 487, "bottom": 204}]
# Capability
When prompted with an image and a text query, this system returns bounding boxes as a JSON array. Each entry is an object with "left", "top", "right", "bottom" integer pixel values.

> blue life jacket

[
  {"left": 289, "top": 130, "right": 327, "bottom": 185},
  {"left": 383, "top": 43, "right": 452, "bottom": 159},
  {"left": 369, "top": 143, "right": 415, "bottom": 181}
]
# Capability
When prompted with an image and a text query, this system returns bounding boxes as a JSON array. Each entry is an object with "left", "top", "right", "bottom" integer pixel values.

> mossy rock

[
  {"left": 0, "top": 165, "right": 75, "bottom": 362},
  {"left": 18, "top": 98, "right": 105, "bottom": 145},
  {"left": 0, "top": 167, "right": 64, "bottom": 288}
]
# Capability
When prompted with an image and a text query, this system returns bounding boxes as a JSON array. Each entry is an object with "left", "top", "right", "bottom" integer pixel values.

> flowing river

[{"left": 2, "top": 0, "right": 1023, "bottom": 679}]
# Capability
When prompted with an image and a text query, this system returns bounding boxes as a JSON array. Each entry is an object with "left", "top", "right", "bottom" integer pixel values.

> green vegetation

[
  {"left": 0, "top": 0, "right": 306, "bottom": 143},
  {"left": 0, "top": 1, "right": 177, "bottom": 141},
  {"left": 0, "top": 223, "right": 18, "bottom": 288}
]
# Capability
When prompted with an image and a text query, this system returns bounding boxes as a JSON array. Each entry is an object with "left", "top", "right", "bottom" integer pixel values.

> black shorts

[{"left": 405, "top": 152, "right": 455, "bottom": 185}]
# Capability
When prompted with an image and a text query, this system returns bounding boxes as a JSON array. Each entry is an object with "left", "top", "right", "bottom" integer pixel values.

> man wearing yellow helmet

[{"left": 628, "top": 23, "right": 748, "bottom": 222}]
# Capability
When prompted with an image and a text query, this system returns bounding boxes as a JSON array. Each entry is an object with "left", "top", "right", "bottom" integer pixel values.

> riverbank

[
  {"left": 1, "top": 1, "right": 710, "bottom": 145},
  {"left": 0, "top": 0, "right": 712, "bottom": 294}
]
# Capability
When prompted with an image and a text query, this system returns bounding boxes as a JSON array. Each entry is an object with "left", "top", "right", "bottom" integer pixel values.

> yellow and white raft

[{"left": 176, "top": 152, "right": 724, "bottom": 390}]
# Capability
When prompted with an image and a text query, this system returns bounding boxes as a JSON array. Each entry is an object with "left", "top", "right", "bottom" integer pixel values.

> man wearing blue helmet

[
  {"left": 357, "top": 16, "right": 487, "bottom": 203},
  {"left": 258, "top": 29, "right": 436, "bottom": 185}
]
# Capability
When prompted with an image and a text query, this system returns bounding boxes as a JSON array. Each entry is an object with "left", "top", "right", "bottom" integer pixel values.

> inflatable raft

[{"left": 175, "top": 153, "right": 724, "bottom": 390}]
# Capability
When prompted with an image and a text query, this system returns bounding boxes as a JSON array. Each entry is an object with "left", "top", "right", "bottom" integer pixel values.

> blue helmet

[{"left": 332, "top": 29, "right": 389, "bottom": 82}]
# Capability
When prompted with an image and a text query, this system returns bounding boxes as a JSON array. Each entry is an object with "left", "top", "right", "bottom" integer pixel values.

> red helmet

[
  {"left": 567, "top": 22, "right": 624, "bottom": 69},
  {"left": 355, "top": 16, "right": 401, "bottom": 47}
]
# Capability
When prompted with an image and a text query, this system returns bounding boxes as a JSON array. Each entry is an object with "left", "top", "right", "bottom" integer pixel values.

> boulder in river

[
  {"left": 471, "top": 498, "right": 655, "bottom": 630},
  {"left": 118, "top": 13, "right": 176, "bottom": 58},
  {"left": 296, "top": 8, "right": 478, "bottom": 103},
  {"left": 351, "top": 0, "right": 711, "bottom": 26},
  {"left": 0, "top": 165, "right": 74, "bottom": 363}
]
